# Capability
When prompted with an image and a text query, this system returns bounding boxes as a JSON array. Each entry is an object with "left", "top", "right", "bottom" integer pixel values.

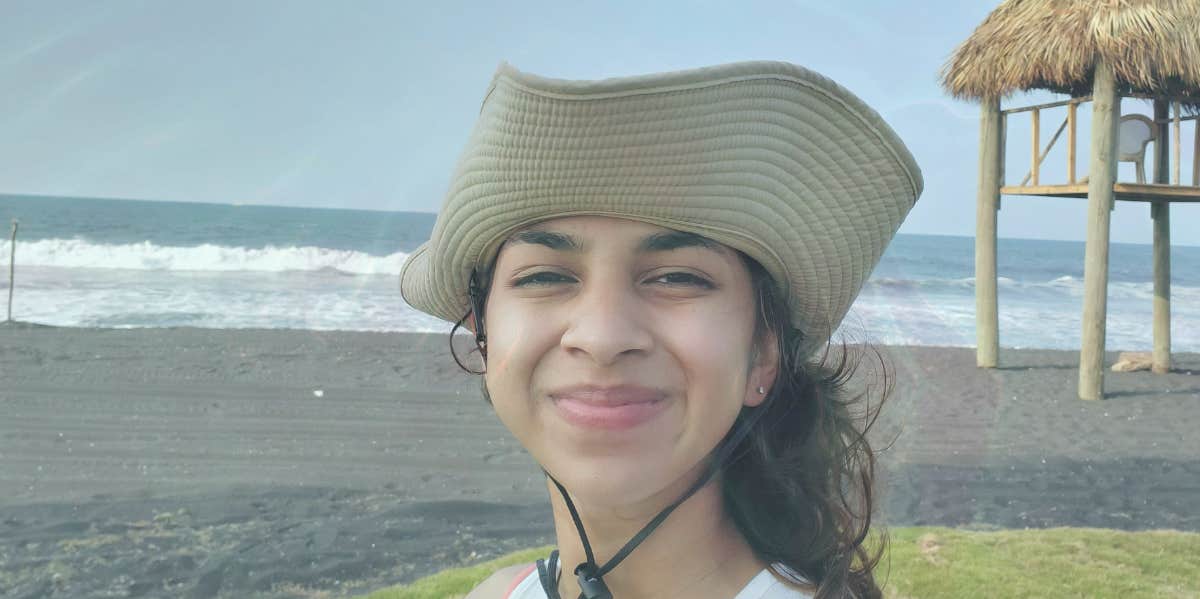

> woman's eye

[
  {"left": 649, "top": 272, "right": 714, "bottom": 289},
  {"left": 512, "top": 271, "right": 575, "bottom": 287},
  {"left": 511, "top": 271, "right": 713, "bottom": 289}
]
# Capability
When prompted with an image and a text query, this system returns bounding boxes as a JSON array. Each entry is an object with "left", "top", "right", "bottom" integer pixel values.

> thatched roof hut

[
  {"left": 944, "top": 0, "right": 1200, "bottom": 400},
  {"left": 941, "top": 0, "right": 1200, "bottom": 101}
]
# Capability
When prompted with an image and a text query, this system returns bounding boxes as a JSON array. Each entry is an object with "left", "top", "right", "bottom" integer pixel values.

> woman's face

[{"left": 481, "top": 215, "right": 778, "bottom": 507}]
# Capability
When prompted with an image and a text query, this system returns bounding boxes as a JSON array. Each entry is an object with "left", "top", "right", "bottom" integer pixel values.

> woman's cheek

[
  {"left": 683, "top": 304, "right": 757, "bottom": 413},
  {"left": 672, "top": 307, "right": 743, "bottom": 367},
  {"left": 483, "top": 310, "right": 548, "bottom": 436},
  {"left": 483, "top": 301, "right": 536, "bottom": 377}
]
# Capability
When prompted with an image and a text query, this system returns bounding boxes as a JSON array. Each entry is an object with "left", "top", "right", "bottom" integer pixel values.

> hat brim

[{"left": 400, "top": 61, "right": 922, "bottom": 357}]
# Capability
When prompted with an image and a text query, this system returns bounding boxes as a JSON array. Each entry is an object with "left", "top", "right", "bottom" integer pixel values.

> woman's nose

[{"left": 559, "top": 280, "right": 653, "bottom": 366}]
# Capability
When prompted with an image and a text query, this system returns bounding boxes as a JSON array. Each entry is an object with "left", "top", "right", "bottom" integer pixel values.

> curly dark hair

[
  {"left": 722, "top": 254, "right": 891, "bottom": 599},
  {"left": 448, "top": 250, "right": 892, "bottom": 599}
]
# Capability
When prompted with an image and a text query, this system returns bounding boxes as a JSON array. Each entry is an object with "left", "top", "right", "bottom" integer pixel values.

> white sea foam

[
  {"left": 5, "top": 266, "right": 447, "bottom": 332},
  {"left": 0, "top": 238, "right": 409, "bottom": 275},
  {"left": 4, "top": 239, "right": 1198, "bottom": 351},
  {"left": 848, "top": 290, "right": 1200, "bottom": 351},
  {"left": 863, "top": 273, "right": 1200, "bottom": 303}
]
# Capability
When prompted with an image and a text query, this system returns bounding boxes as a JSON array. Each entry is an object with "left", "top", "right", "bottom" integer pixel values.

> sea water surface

[{"left": 2, "top": 194, "right": 1198, "bottom": 351}]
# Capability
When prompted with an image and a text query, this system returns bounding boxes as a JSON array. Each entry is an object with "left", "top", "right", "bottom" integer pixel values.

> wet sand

[{"left": 1, "top": 325, "right": 1197, "bottom": 598}]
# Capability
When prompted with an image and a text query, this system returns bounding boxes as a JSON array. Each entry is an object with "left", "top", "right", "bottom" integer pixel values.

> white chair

[{"left": 1117, "top": 114, "right": 1157, "bottom": 183}]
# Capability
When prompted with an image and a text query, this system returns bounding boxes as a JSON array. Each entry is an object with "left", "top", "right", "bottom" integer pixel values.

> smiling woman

[
  {"left": 485, "top": 217, "right": 768, "bottom": 502},
  {"left": 399, "top": 61, "right": 922, "bottom": 599}
]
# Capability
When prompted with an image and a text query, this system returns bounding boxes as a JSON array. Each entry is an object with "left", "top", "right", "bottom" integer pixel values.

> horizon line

[{"left": 3, "top": 191, "right": 1197, "bottom": 248}]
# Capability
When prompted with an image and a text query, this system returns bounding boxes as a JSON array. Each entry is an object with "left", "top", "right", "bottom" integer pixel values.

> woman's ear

[
  {"left": 745, "top": 328, "right": 780, "bottom": 407},
  {"left": 465, "top": 311, "right": 479, "bottom": 335}
]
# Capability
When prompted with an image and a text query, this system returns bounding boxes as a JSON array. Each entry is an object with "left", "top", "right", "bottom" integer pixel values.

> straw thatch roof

[{"left": 942, "top": 0, "right": 1200, "bottom": 101}]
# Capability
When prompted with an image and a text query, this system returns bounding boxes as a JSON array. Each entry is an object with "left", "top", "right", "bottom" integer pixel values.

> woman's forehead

[{"left": 502, "top": 215, "right": 734, "bottom": 258}]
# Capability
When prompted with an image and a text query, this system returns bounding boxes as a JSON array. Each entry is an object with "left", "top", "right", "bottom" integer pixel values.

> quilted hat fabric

[{"left": 400, "top": 60, "right": 923, "bottom": 356}]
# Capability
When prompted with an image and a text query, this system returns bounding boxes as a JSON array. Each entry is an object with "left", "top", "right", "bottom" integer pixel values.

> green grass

[
  {"left": 880, "top": 527, "right": 1200, "bottom": 599},
  {"left": 360, "top": 528, "right": 1200, "bottom": 599}
]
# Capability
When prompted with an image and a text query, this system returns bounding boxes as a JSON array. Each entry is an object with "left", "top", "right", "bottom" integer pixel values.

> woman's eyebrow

[
  {"left": 637, "top": 231, "right": 722, "bottom": 254},
  {"left": 507, "top": 230, "right": 583, "bottom": 251}
]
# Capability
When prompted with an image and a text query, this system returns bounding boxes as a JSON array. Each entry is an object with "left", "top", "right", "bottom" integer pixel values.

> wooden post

[
  {"left": 1193, "top": 120, "right": 1199, "bottom": 186},
  {"left": 1155, "top": 100, "right": 1170, "bottom": 184},
  {"left": 1173, "top": 101, "right": 1181, "bottom": 185},
  {"left": 1079, "top": 61, "right": 1119, "bottom": 400},
  {"left": 999, "top": 113, "right": 1007, "bottom": 202},
  {"left": 1030, "top": 108, "right": 1040, "bottom": 186},
  {"left": 1171, "top": 101, "right": 1180, "bottom": 184},
  {"left": 1152, "top": 201, "right": 1171, "bottom": 374},
  {"left": 1021, "top": 117, "right": 1069, "bottom": 187},
  {"left": 1152, "top": 100, "right": 1172, "bottom": 374},
  {"left": 6, "top": 220, "right": 16, "bottom": 323},
  {"left": 976, "top": 96, "right": 1002, "bottom": 368},
  {"left": 1068, "top": 101, "right": 1077, "bottom": 183}
]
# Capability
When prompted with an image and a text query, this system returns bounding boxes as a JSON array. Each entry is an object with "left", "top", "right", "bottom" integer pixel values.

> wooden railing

[{"left": 1000, "top": 95, "right": 1200, "bottom": 187}]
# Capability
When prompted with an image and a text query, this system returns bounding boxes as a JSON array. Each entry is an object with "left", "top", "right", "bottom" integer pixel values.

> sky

[{"left": 1, "top": 0, "right": 1197, "bottom": 245}]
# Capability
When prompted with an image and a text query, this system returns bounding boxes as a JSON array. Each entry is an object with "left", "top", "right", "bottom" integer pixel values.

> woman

[{"left": 400, "top": 61, "right": 922, "bottom": 598}]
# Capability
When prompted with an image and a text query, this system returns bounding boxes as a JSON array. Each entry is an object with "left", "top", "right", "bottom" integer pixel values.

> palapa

[{"left": 942, "top": 0, "right": 1198, "bottom": 399}]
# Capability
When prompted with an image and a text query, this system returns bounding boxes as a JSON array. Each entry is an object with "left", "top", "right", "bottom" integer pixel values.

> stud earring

[{"left": 756, "top": 386, "right": 766, "bottom": 395}]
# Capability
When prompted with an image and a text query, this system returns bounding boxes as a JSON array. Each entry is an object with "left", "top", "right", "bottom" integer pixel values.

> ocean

[{"left": 1, "top": 194, "right": 1197, "bottom": 352}]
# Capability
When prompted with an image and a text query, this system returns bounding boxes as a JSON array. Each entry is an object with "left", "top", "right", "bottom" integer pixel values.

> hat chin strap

[{"left": 536, "top": 405, "right": 769, "bottom": 599}]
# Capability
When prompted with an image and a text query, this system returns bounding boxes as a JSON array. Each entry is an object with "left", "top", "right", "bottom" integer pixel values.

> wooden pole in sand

[
  {"left": 1152, "top": 100, "right": 1172, "bottom": 374},
  {"left": 7, "top": 220, "right": 16, "bottom": 323},
  {"left": 1079, "top": 61, "right": 1119, "bottom": 400},
  {"left": 976, "top": 96, "right": 1002, "bottom": 368}
]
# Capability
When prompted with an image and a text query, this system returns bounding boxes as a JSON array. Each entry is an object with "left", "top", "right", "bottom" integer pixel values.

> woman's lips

[{"left": 549, "top": 385, "right": 668, "bottom": 430}]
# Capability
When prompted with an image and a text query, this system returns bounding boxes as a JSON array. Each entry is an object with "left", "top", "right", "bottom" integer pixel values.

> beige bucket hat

[{"left": 400, "top": 60, "right": 922, "bottom": 356}]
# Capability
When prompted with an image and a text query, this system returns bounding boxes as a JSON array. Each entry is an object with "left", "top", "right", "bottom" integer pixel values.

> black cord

[
  {"left": 551, "top": 477, "right": 596, "bottom": 566},
  {"left": 466, "top": 270, "right": 488, "bottom": 359},
  {"left": 540, "top": 403, "right": 770, "bottom": 599},
  {"left": 537, "top": 550, "right": 562, "bottom": 599}
]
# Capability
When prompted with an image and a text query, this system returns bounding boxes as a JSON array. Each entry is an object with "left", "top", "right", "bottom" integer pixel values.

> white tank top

[{"left": 503, "top": 564, "right": 814, "bottom": 599}]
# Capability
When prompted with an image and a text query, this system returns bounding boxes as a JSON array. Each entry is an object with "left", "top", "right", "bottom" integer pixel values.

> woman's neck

[{"left": 546, "top": 474, "right": 765, "bottom": 599}]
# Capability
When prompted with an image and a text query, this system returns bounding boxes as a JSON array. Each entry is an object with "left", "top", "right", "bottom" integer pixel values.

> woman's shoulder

[{"left": 463, "top": 562, "right": 537, "bottom": 599}]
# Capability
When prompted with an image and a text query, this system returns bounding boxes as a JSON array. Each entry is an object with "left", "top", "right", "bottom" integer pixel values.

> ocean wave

[
  {"left": 0, "top": 238, "right": 408, "bottom": 275},
  {"left": 863, "top": 275, "right": 1199, "bottom": 300}
]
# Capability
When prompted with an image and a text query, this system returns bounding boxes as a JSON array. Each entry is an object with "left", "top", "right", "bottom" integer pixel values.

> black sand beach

[{"left": 2, "top": 326, "right": 1198, "bottom": 598}]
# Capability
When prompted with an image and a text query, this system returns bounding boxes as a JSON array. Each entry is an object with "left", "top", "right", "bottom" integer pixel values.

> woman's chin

[{"left": 544, "top": 456, "right": 676, "bottom": 507}]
